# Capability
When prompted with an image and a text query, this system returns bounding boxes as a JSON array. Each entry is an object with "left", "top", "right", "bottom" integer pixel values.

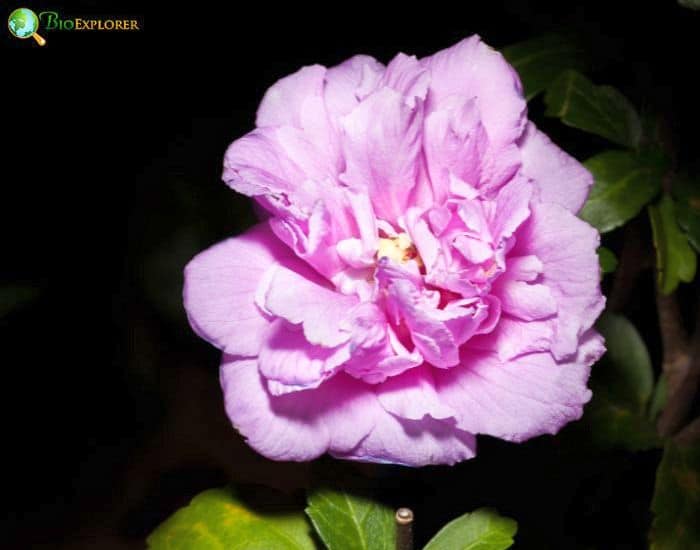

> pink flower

[{"left": 184, "top": 36, "right": 606, "bottom": 466}]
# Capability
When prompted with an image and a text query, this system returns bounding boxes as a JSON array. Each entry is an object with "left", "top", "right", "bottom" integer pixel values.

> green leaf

[
  {"left": 648, "top": 374, "right": 668, "bottom": 422},
  {"left": 580, "top": 151, "right": 666, "bottom": 233},
  {"left": 648, "top": 194, "right": 698, "bottom": 294},
  {"left": 597, "top": 247, "right": 618, "bottom": 274},
  {"left": 671, "top": 175, "right": 700, "bottom": 252},
  {"left": 0, "top": 285, "right": 40, "bottom": 318},
  {"left": 650, "top": 442, "right": 700, "bottom": 549},
  {"left": 583, "top": 313, "right": 660, "bottom": 451},
  {"left": 502, "top": 33, "right": 588, "bottom": 101},
  {"left": 679, "top": 0, "right": 700, "bottom": 10},
  {"left": 423, "top": 508, "right": 517, "bottom": 550},
  {"left": 596, "top": 313, "right": 654, "bottom": 408},
  {"left": 545, "top": 70, "right": 642, "bottom": 148},
  {"left": 147, "top": 487, "right": 317, "bottom": 550},
  {"left": 305, "top": 487, "right": 395, "bottom": 550}
]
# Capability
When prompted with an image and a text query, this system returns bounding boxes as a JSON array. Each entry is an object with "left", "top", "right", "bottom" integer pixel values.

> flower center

[{"left": 377, "top": 233, "right": 422, "bottom": 266}]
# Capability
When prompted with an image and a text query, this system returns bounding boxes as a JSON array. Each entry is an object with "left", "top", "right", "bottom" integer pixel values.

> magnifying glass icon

[{"left": 8, "top": 8, "right": 47, "bottom": 46}]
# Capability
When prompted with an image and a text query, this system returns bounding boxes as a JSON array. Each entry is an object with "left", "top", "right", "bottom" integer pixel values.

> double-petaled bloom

[{"left": 184, "top": 36, "right": 605, "bottom": 466}]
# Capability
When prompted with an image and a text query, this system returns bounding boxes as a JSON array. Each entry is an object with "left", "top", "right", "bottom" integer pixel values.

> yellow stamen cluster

[{"left": 377, "top": 233, "right": 422, "bottom": 266}]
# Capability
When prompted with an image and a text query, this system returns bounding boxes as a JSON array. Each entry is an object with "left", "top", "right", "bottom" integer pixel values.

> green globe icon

[{"left": 8, "top": 8, "right": 46, "bottom": 45}]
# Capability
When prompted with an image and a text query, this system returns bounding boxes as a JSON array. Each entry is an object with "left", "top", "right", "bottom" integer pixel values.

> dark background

[{"left": 3, "top": 1, "right": 699, "bottom": 548}]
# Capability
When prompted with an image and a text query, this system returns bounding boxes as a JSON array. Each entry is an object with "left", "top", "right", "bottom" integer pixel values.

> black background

[{"left": 3, "top": 1, "right": 699, "bottom": 548}]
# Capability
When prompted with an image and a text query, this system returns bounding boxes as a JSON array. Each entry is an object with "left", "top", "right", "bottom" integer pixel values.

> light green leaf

[
  {"left": 580, "top": 151, "right": 666, "bottom": 233},
  {"left": 423, "top": 508, "right": 517, "bottom": 550},
  {"left": 671, "top": 175, "right": 700, "bottom": 252},
  {"left": 502, "top": 33, "right": 588, "bottom": 101},
  {"left": 584, "top": 313, "right": 660, "bottom": 451},
  {"left": 650, "top": 442, "right": 700, "bottom": 549},
  {"left": 648, "top": 194, "right": 698, "bottom": 294},
  {"left": 305, "top": 488, "right": 395, "bottom": 550},
  {"left": 147, "top": 487, "right": 317, "bottom": 550},
  {"left": 0, "top": 285, "right": 40, "bottom": 318},
  {"left": 597, "top": 247, "right": 618, "bottom": 274},
  {"left": 545, "top": 70, "right": 642, "bottom": 148}
]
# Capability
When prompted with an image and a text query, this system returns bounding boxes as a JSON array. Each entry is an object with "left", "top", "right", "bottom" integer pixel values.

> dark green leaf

[
  {"left": 671, "top": 175, "right": 700, "bottom": 252},
  {"left": 679, "top": 0, "right": 700, "bottom": 10},
  {"left": 502, "top": 33, "right": 588, "bottom": 101},
  {"left": 595, "top": 313, "right": 654, "bottom": 408},
  {"left": 648, "top": 374, "right": 668, "bottom": 422},
  {"left": 597, "top": 247, "right": 618, "bottom": 274},
  {"left": 0, "top": 285, "right": 40, "bottom": 318},
  {"left": 584, "top": 313, "right": 660, "bottom": 451},
  {"left": 423, "top": 508, "right": 517, "bottom": 550},
  {"left": 580, "top": 151, "right": 666, "bottom": 233},
  {"left": 305, "top": 488, "right": 395, "bottom": 550},
  {"left": 650, "top": 442, "right": 700, "bottom": 549},
  {"left": 147, "top": 487, "right": 316, "bottom": 550},
  {"left": 545, "top": 70, "right": 642, "bottom": 148},
  {"left": 648, "top": 194, "right": 698, "bottom": 294},
  {"left": 584, "top": 401, "right": 660, "bottom": 451}
]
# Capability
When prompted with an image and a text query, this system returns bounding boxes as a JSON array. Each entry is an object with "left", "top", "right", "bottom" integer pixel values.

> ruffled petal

[
  {"left": 512, "top": 202, "right": 605, "bottom": 359},
  {"left": 497, "top": 280, "right": 557, "bottom": 321},
  {"left": 183, "top": 223, "right": 297, "bottom": 356},
  {"left": 255, "top": 65, "right": 339, "bottom": 164},
  {"left": 436, "top": 330, "right": 604, "bottom": 442},
  {"left": 324, "top": 55, "right": 384, "bottom": 122},
  {"left": 340, "top": 86, "right": 424, "bottom": 223},
  {"left": 221, "top": 358, "right": 376, "bottom": 461},
  {"left": 222, "top": 126, "right": 335, "bottom": 210},
  {"left": 422, "top": 35, "right": 526, "bottom": 148},
  {"left": 380, "top": 53, "right": 430, "bottom": 107},
  {"left": 258, "top": 320, "right": 350, "bottom": 395},
  {"left": 423, "top": 98, "right": 486, "bottom": 204},
  {"left": 468, "top": 316, "right": 554, "bottom": 361},
  {"left": 376, "top": 365, "right": 455, "bottom": 420},
  {"left": 335, "top": 413, "right": 476, "bottom": 466},
  {"left": 518, "top": 122, "right": 594, "bottom": 214},
  {"left": 262, "top": 263, "right": 357, "bottom": 347}
]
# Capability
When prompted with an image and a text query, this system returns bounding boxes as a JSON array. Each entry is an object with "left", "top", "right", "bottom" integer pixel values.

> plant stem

[
  {"left": 674, "top": 415, "right": 700, "bottom": 446},
  {"left": 608, "top": 219, "right": 651, "bottom": 312},
  {"left": 656, "top": 291, "right": 697, "bottom": 437},
  {"left": 395, "top": 507, "right": 414, "bottom": 550}
]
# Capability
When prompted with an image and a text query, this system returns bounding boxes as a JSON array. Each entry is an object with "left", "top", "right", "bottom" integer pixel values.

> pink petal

[
  {"left": 222, "top": 126, "right": 335, "bottom": 208},
  {"left": 452, "top": 234, "right": 493, "bottom": 264},
  {"left": 468, "top": 316, "right": 554, "bottom": 361},
  {"left": 255, "top": 65, "right": 338, "bottom": 164},
  {"left": 423, "top": 97, "right": 486, "bottom": 203},
  {"left": 334, "top": 414, "right": 476, "bottom": 466},
  {"left": 490, "top": 176, "right": 533, "bottom": 242},
  {"left": 387, "top": 278, "right": 459, "bottom": 368},
  {"left": 258, "top": 320, "right": 350, "bottom": 394},
  {"left": 505, "top": 255, "right": 544, "bottom": 282},
  {"left": 380, "top": 53, "right": 430, "bottom": 107},
  {"left": 183, "top": 223, "right": 297, "bottom": 356},
  {"left": 436, "top": 330, "right": 604, "bottom": 442},
  {"left": 376, "top": 365, "right": 455, "bottom": 420},
  {"left": 422, "top": 36, "right": 526, "bottom": 148},
  {"left": 324, "top": 55, "right": 384, "bottom": 122},
  {"left": 513, "top": 202, "right": 606, "bottom": 359},
  {"left": 263, "top": 263, "right": 358, "bottom": 347},
  {"left": 220, "top": 358, "right": 376, "bottom": 461},
  {"left": 496, "top": 280, "right": 557, "bottom": 321},
  {"left": 340, "top": 86, "right": 423, "bottom": 223},
  {"left": 518, "top": 122, "right": 594, "bottom": 214}
]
